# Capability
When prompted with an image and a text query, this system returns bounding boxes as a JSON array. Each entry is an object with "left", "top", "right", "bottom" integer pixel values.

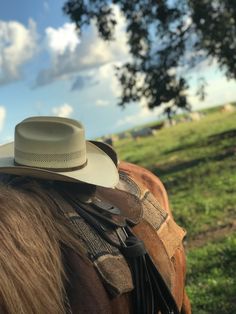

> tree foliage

[{"left": 63, "top": 0, "right": 236, "bottom": 115}]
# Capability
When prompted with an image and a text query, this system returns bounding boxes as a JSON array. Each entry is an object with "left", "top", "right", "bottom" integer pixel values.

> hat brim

[{"left": 0, "top": 141, "right": 119, "bottom": 188}]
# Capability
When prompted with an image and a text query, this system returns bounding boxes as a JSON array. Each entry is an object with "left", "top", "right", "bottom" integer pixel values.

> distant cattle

[
  {"left": 118, "top": 132, "right": 131, "bottom": 140},
  {"left": 221, "top": 104, "right": 235, "bottom": 113},
  {"left": 131, "top": 127, "right": 154, "bottom": 140},
  {"left": 189, "top": 112, "right": 202, "bottom": 121},
  {"left": 103, "top": 137, "right": 113, "bottom": 146},
  {"left": 150, "top": 122, "right": 165, "bottom": 131},
  {"left": 163, "top": 119, "right": 177, "bottom": 128}
]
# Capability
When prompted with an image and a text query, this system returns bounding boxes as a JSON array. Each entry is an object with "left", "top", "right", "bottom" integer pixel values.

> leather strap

[
  {"left": 78, "top": 198, "right": 127, "bottom": 228},
  {"left": 120, "top": 227, "right": 179, "bottom": 314},
  {"left": 72, "top": 201, "right": 179, "bottom": 314}
]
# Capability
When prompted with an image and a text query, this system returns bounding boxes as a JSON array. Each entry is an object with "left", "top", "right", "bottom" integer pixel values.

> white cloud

[
  {"left": 95, "top": 99, "right": 109, "bottom": 107},
  {"left": 0, "top": 106, "right": 6, "bottom": 132},
  {"left": 116, "top": 105, "right": 162, "bottom": 127},
  {"left": 96, "top": 61, "right": 145, "bottom": 100},
  {"left": 46, "top": 23, "right": 79, "bottom": 55},
  {"left": 52, "top": 103, "right": 73, "bottom": 117},
  {"left": 97, "top": 62, "right": 123, "bottom": 97},
  {"left": 0, "top": 19, "right": 38, "bottom": 85},
  {"left": 36, "top": 5, "right": 130, "bottom": 87},
  {"left": 189, "top": 70, "right": 236, "bottom": 110}
]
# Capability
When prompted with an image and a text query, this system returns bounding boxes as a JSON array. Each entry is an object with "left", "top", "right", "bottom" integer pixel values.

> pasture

[{"left": 114, "top": 107, "right": 236, "bottom": 313}]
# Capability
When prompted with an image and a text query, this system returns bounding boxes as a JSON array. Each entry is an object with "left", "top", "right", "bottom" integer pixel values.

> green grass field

[{"left": 114, "top": 107, "right": 236, "bottom": 313}]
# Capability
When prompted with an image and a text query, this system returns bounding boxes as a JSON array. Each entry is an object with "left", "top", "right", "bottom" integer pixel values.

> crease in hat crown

[{"left": 14, "top": 116, "right": 87, "bottom": 170}]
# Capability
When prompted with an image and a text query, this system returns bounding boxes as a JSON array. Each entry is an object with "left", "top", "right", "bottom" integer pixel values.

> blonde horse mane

[{"left": 0, "top": 175, "right": 86, "bottom": 314}]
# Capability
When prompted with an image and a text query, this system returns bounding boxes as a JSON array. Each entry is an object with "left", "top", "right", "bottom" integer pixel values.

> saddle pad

[
  {"left": 63, "top": 210, "right": 134, "bottom": 297},
  {"left": 116, "top": 170, "right": 186, "bottom": 291}
]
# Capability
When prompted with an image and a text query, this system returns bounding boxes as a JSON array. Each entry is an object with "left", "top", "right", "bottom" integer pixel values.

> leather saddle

[{"left": 62, "top": 173, "right": 180, "bottom": 314}]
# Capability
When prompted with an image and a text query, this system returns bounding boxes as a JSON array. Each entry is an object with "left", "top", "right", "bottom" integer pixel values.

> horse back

[{"left": 65, "top": 161, "right": 191, "bottom": 313}]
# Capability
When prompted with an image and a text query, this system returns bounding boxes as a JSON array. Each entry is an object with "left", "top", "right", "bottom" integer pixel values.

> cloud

[
  {"left": 0, "top": 106, "right": 6, "bottom": 131},
  {"left": 35, "top": 5, "right": 130, "bottom": 87},
  {"left": 0, "top": 19, "right": 38, "bottom": 85},
  {"left": 189, "top": 68, "right": 236, "bottom": 110},
  {"left": 95, "top": 99, "right": 109, "bottom": 107},
  {"left": 71, "top": 74, "right": 98, "bottom": 91},
  {"left": 52, "top": 103, "right": 73, "bottom": 117},
  {"left": 95, "top": 61, "right": 144, "bottom": 99},
  {"left": 97, "top": 62, "right": 122, "bottom": 97},
  {"left": 46, "top": 23, "right": 79, "bottom": 55},
  {"left": 116, "top": 106, "right": 162, "bottom": 128}
]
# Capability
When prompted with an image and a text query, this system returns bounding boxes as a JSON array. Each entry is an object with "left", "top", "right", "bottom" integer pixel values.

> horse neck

[{"left": 0, "top": 180, "right": 85, "bottom": 314}]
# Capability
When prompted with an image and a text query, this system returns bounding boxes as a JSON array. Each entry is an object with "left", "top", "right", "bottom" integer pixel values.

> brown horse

[{"left": 0, "top": 161, "right": 191, "bottom": 314}]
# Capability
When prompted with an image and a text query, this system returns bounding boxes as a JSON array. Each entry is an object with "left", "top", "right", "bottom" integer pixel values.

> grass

[
  {"left": 114, "top": 107, "right": 236, "bottom": 312},
  {"left": 187, "top": 234, "right": 236, "bottom": 314}
]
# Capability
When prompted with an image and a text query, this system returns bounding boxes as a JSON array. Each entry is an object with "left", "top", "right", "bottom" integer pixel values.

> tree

[{"left": 63, "top": 0, "right": 236, "bottom": 116}]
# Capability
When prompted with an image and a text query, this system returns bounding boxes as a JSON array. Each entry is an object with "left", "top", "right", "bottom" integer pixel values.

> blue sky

[{"left": 0, "top": 1, "right": 236, "bottom": 143}]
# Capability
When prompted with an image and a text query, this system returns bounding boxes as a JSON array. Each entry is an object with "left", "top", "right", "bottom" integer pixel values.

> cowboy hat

[{"left": 0, "top": 116, "right": 119, "bottom": 188}]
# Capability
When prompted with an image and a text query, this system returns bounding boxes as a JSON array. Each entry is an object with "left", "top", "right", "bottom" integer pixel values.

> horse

[{"left": 0, "top": 161, "right": 191, "bottom": 314}]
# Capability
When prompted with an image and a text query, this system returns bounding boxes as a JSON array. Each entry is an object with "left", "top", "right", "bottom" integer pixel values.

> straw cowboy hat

[{"left": 0, "top": 116, "right": 119, "bottom": 188}]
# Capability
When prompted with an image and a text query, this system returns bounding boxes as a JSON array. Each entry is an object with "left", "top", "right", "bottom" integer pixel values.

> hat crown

[{"left": 14, "top": 117, "right": 87, "bottom": 169}]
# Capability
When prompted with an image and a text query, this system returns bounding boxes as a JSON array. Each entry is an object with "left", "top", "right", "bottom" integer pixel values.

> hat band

[
  {"left": 14, "top": 148, "right": 86, "bottom": 170},
  {"left": 14, "top": 159, "right": 88, "bottom": 172}
]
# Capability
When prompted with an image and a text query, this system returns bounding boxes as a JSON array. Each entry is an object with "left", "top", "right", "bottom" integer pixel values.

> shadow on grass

[
  {"left": 164, "top": 129, "right": 236, "bottom": 155},
  {"left": 208, "top": 129, "right": 236, "bottom": 143},
  {"left": 152, "top": 147, "right": 235, "bottom": 177}
]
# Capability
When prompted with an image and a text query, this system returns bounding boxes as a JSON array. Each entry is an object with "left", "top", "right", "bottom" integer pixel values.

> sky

[{"left": 0, "top": 0, "right": 236, "bottom": 143}]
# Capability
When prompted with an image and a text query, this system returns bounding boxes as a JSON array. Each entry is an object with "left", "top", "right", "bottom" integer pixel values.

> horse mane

[{"left": 0, "top": 175, "right": 87, "bottom": 314}]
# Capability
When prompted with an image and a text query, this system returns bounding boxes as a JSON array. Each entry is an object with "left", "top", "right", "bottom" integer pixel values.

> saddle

[{"left": 61, "top": 170, "right": 185, "bottom": 314}]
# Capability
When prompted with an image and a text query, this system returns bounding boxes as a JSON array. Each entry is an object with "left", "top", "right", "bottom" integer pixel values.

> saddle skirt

[{"left": 62, "top": 170, "right": 186, "bottom": 301}]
